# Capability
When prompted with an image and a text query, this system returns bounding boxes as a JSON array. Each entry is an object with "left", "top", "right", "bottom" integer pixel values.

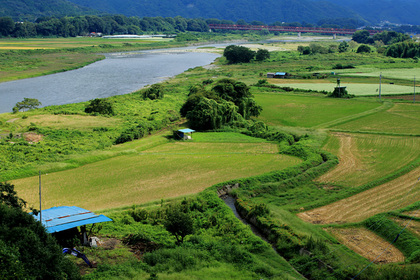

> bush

[
  {"left": 85, "top": 98, "right": 114, "bottom": 115},
  {"left": 223, "top": 45, "right": 256, "bottom": 64},
  {"left": 357, "top": 44, "right": 371, "bottom": 53},
  {"left": 143, "top": 84, "right": 164, "bottom": 100}
]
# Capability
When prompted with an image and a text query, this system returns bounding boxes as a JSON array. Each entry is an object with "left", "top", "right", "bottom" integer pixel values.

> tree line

[{"left": 0, "top": 15, "right": 211, "bottom": 38}]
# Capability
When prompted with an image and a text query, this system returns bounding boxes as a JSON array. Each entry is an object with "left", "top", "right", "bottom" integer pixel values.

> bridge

[{"left": 208, "top": 24, "right": 381, "bottom": 36}]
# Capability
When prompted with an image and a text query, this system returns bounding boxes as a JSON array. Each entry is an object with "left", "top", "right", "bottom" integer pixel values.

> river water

[{"left": 0, "top": 48, "right": 220, "bottom": 113}]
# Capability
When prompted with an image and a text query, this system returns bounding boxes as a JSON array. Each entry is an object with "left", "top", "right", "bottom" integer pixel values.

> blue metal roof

[
  {"left": 32, "top": 206, "right": 112, "bottom": 233},
  {"left": 275, "top": 72, "right": 286, "bottom": 75},
  {"left": 178, "top": 128, "right": 195, "bottom": 133}
]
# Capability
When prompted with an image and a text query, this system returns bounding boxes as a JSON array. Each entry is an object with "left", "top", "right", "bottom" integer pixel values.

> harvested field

[
  {"left": 318, "top": 133, "right": 420, "bottom": 187},
  {"left": 298, "top": 167, "right": 420, "bottom": 224},
  {"left": 326, "top": 227, "right": 405, "bottom": 263},
  {"left": 391, "top": 218, "right": 420, "bottom": 238},
  {"left": 316, "top": 133, "right": 362, "bottom": 185}
]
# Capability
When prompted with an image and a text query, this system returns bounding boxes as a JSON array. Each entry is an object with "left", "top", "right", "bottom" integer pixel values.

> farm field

[
  {"left": 332, "top": 103, "right": 420, "bottom": 135},
  {"left": 298, "top": 167, "right": 420, "bottom": 224},
  {"left": 318, "top": 132, "right": 420, "bottom": 187},
  {"left": 273, "top": 82, "right": 415, "bottom": 96},
  {"left": 332, "top": 67, "right": 420, "bottom": 80},
  {"left": 326, "top": 227, "right": 405, "bottom": 263},
  {"left": 12, "top": 134, "right": 301, "bottom": 210},
  {"left": 0, "top": 37, "right": 173, "bottom": 50},
  {"left": 254, "top": 93, "right": 381, "bottom": 127}
]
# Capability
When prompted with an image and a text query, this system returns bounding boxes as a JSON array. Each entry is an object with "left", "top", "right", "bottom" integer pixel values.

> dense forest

[{"left": 3, "top": 0, "right": 420, "bottom": 26}]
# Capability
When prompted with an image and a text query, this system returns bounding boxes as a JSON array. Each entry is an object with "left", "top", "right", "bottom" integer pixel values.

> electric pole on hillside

[
  {"left": 414, "top": 76, "right": 416, "bottom": 103},
  {"left": 39, "top": 171, "right": 42, "bottom": 224},
  {"left": 379, "top": 73, "right": 382, "bottom": 101}
]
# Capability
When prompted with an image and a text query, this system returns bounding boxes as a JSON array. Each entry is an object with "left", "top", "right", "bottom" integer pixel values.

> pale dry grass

[
  {"left": 317, "top": 133, "right": 420, "bottom": 187},
  {"left": 391, "top": 218, "right": 420, "bottom": 238},
  {"left": 298, "top": 167, "right": 420, "bottom": 224},
  {"left": 326, "top": 227, "right": 405, "bottom": 263},
  {"left": 16, "top": 114, "right": 119, "bottom": 130},
  {"left": 317, "top": 133, "right": 362, "bottom": 185}
]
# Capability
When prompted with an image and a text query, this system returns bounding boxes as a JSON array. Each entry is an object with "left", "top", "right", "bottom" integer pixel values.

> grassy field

[
  {"left": 0, "top": 37, "right": 174, "bottom": 50},
  {"left": 254, "top": 93, "right": 381, "bottom": 127},
  {"left": 273, "top": 82, "right": 416, "bottom": 96},
  {"left": 318, "top": 133, "right": 420, "bottom": 187},
  {"left": 13, "top": 133, "right": 301, "bottom": 210},
  {"left": 332, "top": 103, "right": 420, "bottom": 135}
]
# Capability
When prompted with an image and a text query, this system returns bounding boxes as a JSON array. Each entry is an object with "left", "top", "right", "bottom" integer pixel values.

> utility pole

[
  {"left": 414, "top": 76, "right": 416, "bottom": 103},
  {"left": 39, "top": 171, "right": 42, "bottom": 224},
  {"left": 379, "top": 73, "right": 382, "bottom": 101}
]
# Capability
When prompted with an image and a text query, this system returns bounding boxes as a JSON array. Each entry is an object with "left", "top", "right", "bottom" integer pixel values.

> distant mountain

[
  {"left": 65, "top": 0, "right": 363, "bottom": 24},
  {"left": 317, "top": 0, "right": 420, "bottom": 25},
  {"left": 2, "top": 0, "right": 420, "bottom": 26},
  {"left": 0, "top": 0, "right": 99, "bottom": 21}
]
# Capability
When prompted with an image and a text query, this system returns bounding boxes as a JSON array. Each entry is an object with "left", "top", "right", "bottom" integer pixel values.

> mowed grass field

[
  {"left": 13, "top": 133, "right": 301, "bottom": 210},
  {"left": 332, "top": 103, "right": 420, "bottom": 135},
  {"left": 298, "top": 167, "right": 420, "bottom": 224},
  {"left": 254, "top": 93, "right": 381, "bottom": 127},
  {"left": 318, "top": 133, "right": 420, "bottom": 187},
  {"left": 0, "top": 37, "right": 173, "bottom": 50},
  {"left": 274, "top": 82, "right": 416, "bottom": 96}
]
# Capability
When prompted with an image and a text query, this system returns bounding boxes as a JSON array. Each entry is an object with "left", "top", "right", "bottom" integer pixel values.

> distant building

[{"left": 267, "top": 72, "right": 288, "bottom": 78}]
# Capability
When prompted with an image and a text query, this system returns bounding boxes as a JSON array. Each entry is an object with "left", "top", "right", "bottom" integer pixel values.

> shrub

[{"left": 85, "top": 98, "right": 114, "bottom": 115}]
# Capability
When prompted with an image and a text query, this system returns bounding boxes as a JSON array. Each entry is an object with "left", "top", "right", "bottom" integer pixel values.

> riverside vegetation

[{"left": 0, "top": 34, "right": 419, "bottom": 279}]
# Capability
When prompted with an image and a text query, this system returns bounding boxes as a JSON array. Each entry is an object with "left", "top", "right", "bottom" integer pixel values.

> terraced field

[
  {"left": 318, "top": 133, "right": 420, "bottom": 187},
  {"left": 333, "top": 103, "right": 420, "bottom": 135},
  {"left": 298, "top": 167, "right": 420, "bottom": 224},
  {"left": 13, "top": 136, "right": 301, "bottom": 210},
  {"left": 326, "top": 227, "right": 405, "bottom": 263}
]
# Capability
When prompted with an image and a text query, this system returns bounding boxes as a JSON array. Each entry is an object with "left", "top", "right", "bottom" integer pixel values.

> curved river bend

[{"left": 0, "top": 49, "right": 220, "bottom": 113}]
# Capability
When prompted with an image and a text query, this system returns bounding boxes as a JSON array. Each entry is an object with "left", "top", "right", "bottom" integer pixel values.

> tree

[
  {"left": 143, "top": 84, "right": 164, "bottom": 100},
  {"left": 13, "top": 98, "right": 42, "bottom": 113},
  {"left": 338, "top": 41, "right": 349, "bottom": 53},
  {"left": 223, "top": 45, "right": 255, "bottom": 64},
  {"left": 352, "top": 30, "right": 371, "bottom": 44},
  {"left": 85, "top": 98, "right": 114, "bottom": 115},
  {"left": 0, "top": 17, "right": 14, "bottom": 37},
  {"left": 0, "top": 182, "right": 27, "bottom": 209},
  {"left": 0, "top": 183, "right": 80, "bottom": 279},
  {"left": 255, "top": 49, "right": 270, "bottom": 61},
  {"left": 357, "top": 44, "right": 371, "bottom": 53},
  {"left": 164, "top": 205, "right": 194, "bottom": 243}
]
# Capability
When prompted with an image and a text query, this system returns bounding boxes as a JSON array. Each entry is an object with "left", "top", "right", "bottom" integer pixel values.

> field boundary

[{"left": 312, "top": 101, "right": 393, "bottom": 129}]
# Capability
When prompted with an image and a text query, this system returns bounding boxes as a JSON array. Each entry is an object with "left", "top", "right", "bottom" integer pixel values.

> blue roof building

[{"left": 32, "top": 206, "right": 112, "bottom": 234}]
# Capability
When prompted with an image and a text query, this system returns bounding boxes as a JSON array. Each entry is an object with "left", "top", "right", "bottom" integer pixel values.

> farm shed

[
  {"left": 267, "top": 72, "right": 275, "bottom": 78},
  {"left": 32, "top": 206, "right": 112, "bottom": 233},
  {"left": 274, "top": 72, "right": 287, "bottom": 78},
  {"left": 176, "top": 128, "right": 195, "bottom": 140}
]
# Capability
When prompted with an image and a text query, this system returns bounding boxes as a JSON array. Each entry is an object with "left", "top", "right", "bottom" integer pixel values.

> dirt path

[
  {"left": 316, "top": 133, "right": 361, "bottom": 185},
  {"left": 298, "top": 167, "right": 420, "bottom": 224},
  {"left": 326, "top": 228, "right": 405, "bottom": 263}
]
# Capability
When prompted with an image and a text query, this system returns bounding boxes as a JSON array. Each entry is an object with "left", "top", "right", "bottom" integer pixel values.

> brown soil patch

[
  {"left": 298, "top": 167, "right": 420, "bottom": 224},
  {"left": 382, "top": 95, "right": 417, "bottom": 101},
  {"left": 404, "top": 210, "right": 420, "bottom": 218},
  {"left": 23, "top": 132, "right": 43, "bottom": 143},
  {"left": 326, "top": 228, "right": 405, "bottom": 263},
  {"left": 391, "top": 218, "right": 420, "bottom": 238},
  {"left": 6, "top": 118, "right": 19, "bottom": 123},
  {"left": 316, "top": 133, "right": 362, "bottom": 184}
]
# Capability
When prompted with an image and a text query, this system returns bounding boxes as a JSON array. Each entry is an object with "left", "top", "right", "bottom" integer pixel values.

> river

[{"left": 0, "top": 47, "right": 221, "bottom": 113}]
